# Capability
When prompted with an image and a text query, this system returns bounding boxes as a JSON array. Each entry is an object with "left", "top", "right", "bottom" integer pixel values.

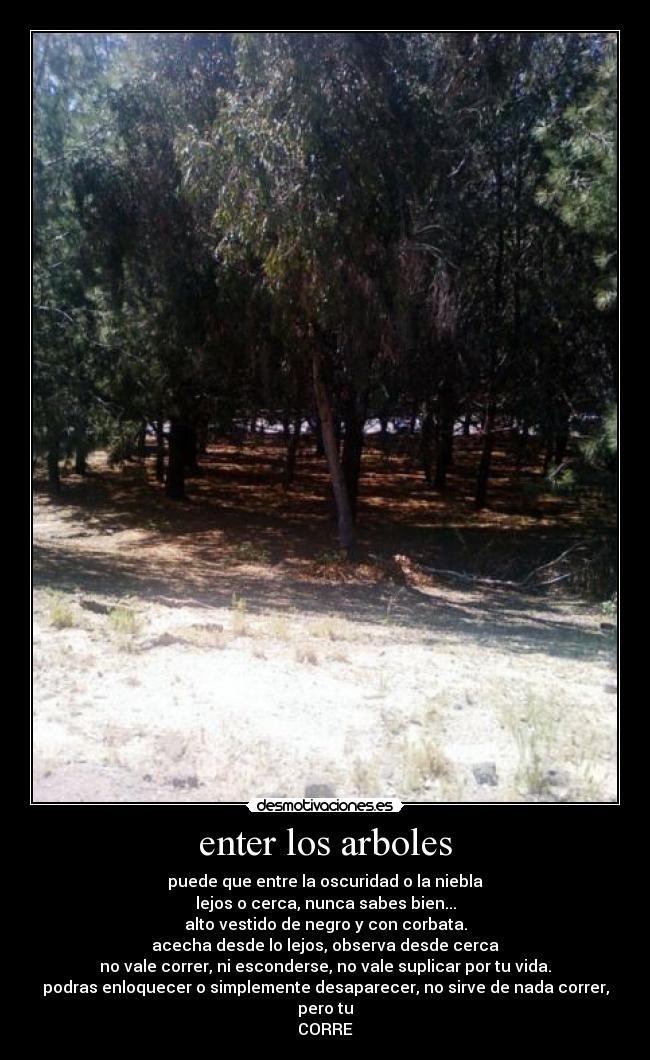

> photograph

[{"left": 32, "top": 31, "right": 618, "bottom": 804}]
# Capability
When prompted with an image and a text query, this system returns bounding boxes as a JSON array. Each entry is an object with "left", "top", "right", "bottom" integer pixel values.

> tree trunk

[
  {"left": 47, "top": 437, "right": 61, "bottom": 495},
  {"left": 434, "top": 387, "right": 455, "bottom": 489},
  {"left": 335, "top": 415, "right": 343, "bottom": 458},
  {"left": 312, "top": 350, "right": 355, "bottom": 553},
  {"left": 476, "top": 153, "right": 504, "bottom": 510},
  {"left": 136, "top": 421, "right": 147, "bottom": 459},
  {"left": 409, "top": 399, "right": 419, "bottom": 435},
  {"left": 516, "top": 421, "right": 529, "bottom": 473},
  {"left": 185, "top": 423, "right": 200, "bottom": 476},
  {"left": 379, "top": 413, "right": 391, "bottom": 461},
  {"left": 463, "top": 410, "right": 472, "bottom": 437},
  {"left": 165, "top": 418, "right": 187, "bottom": 499},
  {"left": 554, "top": 418, "right": 570, "bottom": 466},
  {"left": 419, "top": 404, "right": 435, "bottom": 485},
  {"left": 475, "top": 401, "right": 496, "bottom": 509},
  {"left": 74, "top": 433, "right": 88, "bottom": 476},
  {"left": 543, "top": 434, "right": 554, "bottom": 476},
  {"left": 341, "top": 387, "right": 367, "bottom": 517},
  {"left": 197, "top": 419, "right": 209, "bottom": 455},
  {"left": 283, "top": 413, "right": 301, "bottom": 490},
  {"left": 155, "top": 420, "right": 166, "bottom": 483},
  {"left": 434, "top": 422, "right": 454, "bottom": 489},
  {"left": 313, "top": 414, "right": 325, "bottom": 457}
]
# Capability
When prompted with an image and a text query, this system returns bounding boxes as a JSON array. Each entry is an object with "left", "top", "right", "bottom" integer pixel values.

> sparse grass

[
  {"left": 424, "top": 699, "right": 440, "bottom": 723},
  {"left": 330, "top": 648, "right": 350, "bottom": 664},
  {"left": 232, "top": 614, "right": 248, "bottom": 636},
  {"left": 438, "top": 774, "right": 464, "bottom": 802},
  {"left": 397, "top": 735, "right": 452, "bottom": 794},
  {"left": 315, "top": 549, "right": 342, "bottom": 566},
  {"left": 601, "top": 591, "right": 617, "bottom": 620},
  {"left": 383, "top": 585, "right": 406, "bottom": 626},
  {"left": 503, "top": 696, "right": 558, "bottom": 796},
  {"left": 268, "top": 613, "right": 291, "bottom": 640},
  {"left": 108, "top": 605, "right": 142, "bottom": 638},
  {"left": 382, "top": 708, "right": 407, "bottom": 736},
  {"left": 373, "top": 669, "right": 390, "bottom": 696},
  {"left": 33, "top": 436, "right": 617, "bottom": 804},
  {"left": 101, "top": 723, "right": 130, "bottom": 768},
  {"left": 571, "top": 762, "right": 600, "bottom": 801},
  {"left": 231, "top": 593, "right": 249, "bottom": 635},
  {"left": 229, "top": 541, "right": 270, "bottom": 565},
  {"left": 46, "top": 591, "right": 77, "bottom": 630},
  {"left": 311, "top": 615, "right": 347, "bottom": 641},
  {"left": 351, "top": 757, "right": 384, "bottom": 796},
  {"left": 294, "top": 644, "right": 319, "bottom": 665}
]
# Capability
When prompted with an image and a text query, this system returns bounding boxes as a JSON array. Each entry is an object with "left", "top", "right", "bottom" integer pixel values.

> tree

[
  {"left": 33, "top": 32, "right": 121, "bottom": 489},
  {"left": 33, "top": 32, "right": 618, "bottom": 552}
]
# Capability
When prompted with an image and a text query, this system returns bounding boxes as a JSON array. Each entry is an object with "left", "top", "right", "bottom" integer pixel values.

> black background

[
  {"left": 26, "top": 24, "right": 627, "bottom": 1049},
  {"left": 29, "top": 804, "right": 622, "bottom": 1045}
]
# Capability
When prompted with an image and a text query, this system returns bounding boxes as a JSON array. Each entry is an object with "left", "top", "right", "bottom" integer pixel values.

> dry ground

[{"left": 32, "top": 434, "right": 617, "bottom": 802}]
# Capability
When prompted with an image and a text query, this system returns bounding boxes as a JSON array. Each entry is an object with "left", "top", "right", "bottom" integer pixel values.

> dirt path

[
  {"left": 33, "top": 438, "right": 615, "bottom": 801},
  {"left": 32, "top": 448, "right": 617, "bottom": 803}
]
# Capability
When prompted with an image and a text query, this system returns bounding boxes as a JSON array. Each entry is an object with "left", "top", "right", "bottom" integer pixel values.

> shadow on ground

[
  {"left": 33, "top": 537, "right": 612, "bottom": 665},
  {"left": 33, "top": 438, "right": 616, "bottom": 665}
]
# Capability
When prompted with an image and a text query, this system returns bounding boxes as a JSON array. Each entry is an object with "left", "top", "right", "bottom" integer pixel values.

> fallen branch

[
  {"left": 519, "top": 543, "right": 586, "bottom": 585},
  {"left": 537, "top": 572, "right": 573, "bottom": 587},
  {"left": 417, "top": 565, "right": 519, "bottom": 588},
  {"left": 411, "top": 542, "right": 587, "bottom": 592}
]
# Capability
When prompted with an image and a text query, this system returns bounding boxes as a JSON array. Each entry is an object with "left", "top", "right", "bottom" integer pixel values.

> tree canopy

[{"left": 32, "top": 31, "right": 617, "bottom": 548}]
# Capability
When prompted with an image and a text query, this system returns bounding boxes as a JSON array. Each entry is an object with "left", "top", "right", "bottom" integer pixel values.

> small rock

[
  {"left": 142, "top": 632, "right": 180, "bottom": 649},
  {"left": 171, "top": 775, "right": 199, "bottom": 790},
  {"left": 603, "top": 683, "right": 617, "bottom": 694},
  {"left": 156, "top": 734, "right": 187, "bottom": 761},
  {"left": 305, "top": 783, "right": 336, "bottom": 798},
  {"left": 543, "top": 768, "right": 570, "bottom": 788},
  {"left": 600, "top": 622, "right": 615, "bottom": 633},
  {"left": 453, "top": 702, "right": 464, "bottom": 711},
  {"left": 80, "top": 599, "right": 111, "bottom": 614},
  {"left": 142, "top": 774, "right": 152, "bottom": 783},
  {"left": 472, "top": 762, "right": 498, "bottom": 786}
]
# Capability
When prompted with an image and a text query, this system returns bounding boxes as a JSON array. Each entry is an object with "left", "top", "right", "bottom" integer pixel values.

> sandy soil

[{"left": 32, "top": 457, "right": 617, "bottom": 803}]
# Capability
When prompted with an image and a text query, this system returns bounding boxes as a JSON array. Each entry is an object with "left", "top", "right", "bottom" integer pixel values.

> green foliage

[
  {"left": 106, "top": 421, "right": 140, "bottom": 466},
  {"left": 229, "top": 541, "right": 270, "bottom": 565},
  {"left": 535, "top": 36, "right": 617, "bottom": 310},
  {"left": 315, "top": 550, "right": 343, "bottom": 565},
  {"left": 46, "top": 591, "right": 77, "bottom": 629},
  {"left": 230, "top": 593, "right": 247, "bottom": 613},
  {"left": 108, "top": 605, "right": 142, "bottom": 636},
  {"left": 546, "top": 465, "right": 576, "bottom": 493},
  {"left": 33, "top": 32, "right": 617, "bottom": 557},
  {"left": 601, "top": 591, "right": 617, "bottom": 620},
  {"left": 581, "top": 403, "right": 617, "bottom": 470}
]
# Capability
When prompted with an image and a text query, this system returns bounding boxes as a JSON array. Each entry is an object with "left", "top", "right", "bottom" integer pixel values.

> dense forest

[
  {"left": 32, "top": 32, "right": 618, "bottom": 803},
  {"left": 33, "top": 31, "right": 616, "bottom": 549}
]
